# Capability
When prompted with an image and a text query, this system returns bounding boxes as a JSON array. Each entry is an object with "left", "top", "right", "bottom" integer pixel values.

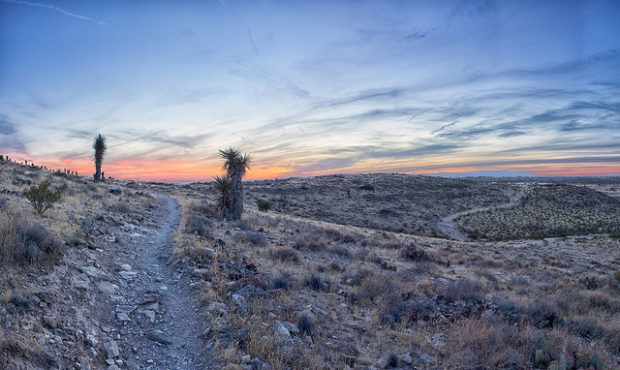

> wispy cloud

[
  {"left": 432, "top": 121, "right": 458, "bottom": 134},
  {"left": 1, "top": 0, "right": 107, "bottom": 25},
  {"left": 0, "top": 114, "right": 17, "bottom": 135}
]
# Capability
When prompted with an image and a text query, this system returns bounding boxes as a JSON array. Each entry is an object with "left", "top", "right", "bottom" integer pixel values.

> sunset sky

[{"left": 1, "top": 0, "right": 619, "bottom": 181}]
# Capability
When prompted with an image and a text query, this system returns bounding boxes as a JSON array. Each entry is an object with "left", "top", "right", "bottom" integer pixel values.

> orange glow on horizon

[{"left": 5, "top": 153, "right": 619, "bottom": 181}]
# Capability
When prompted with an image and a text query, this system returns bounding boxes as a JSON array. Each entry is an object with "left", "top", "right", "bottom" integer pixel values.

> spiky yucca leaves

[
  {"left": 214, "top": 175, "right": 233, "bottom": 218},
  {"left": 93, "top": 134, "right": 106, "bottom": 182},
  {"left": 218, "top": 147, "right": 251, "bottom": 220}
]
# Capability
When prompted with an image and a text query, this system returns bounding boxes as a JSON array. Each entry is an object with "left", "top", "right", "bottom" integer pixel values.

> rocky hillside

[{"left": 455, "top": 184, "right": 620, "bottom": 240}]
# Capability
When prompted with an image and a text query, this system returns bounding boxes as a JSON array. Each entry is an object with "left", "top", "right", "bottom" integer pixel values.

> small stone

[
  {"left": 147, "top": 330, "right": 173, "bottom": 345},
  {"left": 97, "top": 282, "right": 118, "bottom": 296},
  {"left": 193, "top": 268, "right": 210, "bottom": 277},
  {"left": 116, "top": 312, "right": 130, "bottom": 322},
  {"left": 282, "top": 322, "right": 300, "bottom": 335},
  {"left": 377, "top": 357, "right": 388, "bottom": 368},
  {"left": 419, "top": 353, "right": 434, "bottom": 364},
  {"left": 42, "top": 350, "right": 59, "bottom": 368},
  {"left": 242, "top": 354, "right": 251, "bottom": 363},
  {"left": 88, "top": 347, "right": 97, "bottom": 357},
  {"left": 200, "top": 328, "right": 211, "bottom": 339},
  {"left": 432, "top": 333, "right": 446, "bottom": 348},
  {"left": 109, "top": 187, "right": 122, "bottom": 194},
  {"left": 119, "top": 271, "right": 138, "bottom": 280},
  {"left": 9, "top": 295, "right": 29, "bottom": 309},
  {"left": 105, "top": 359, "right": 115, "bottom": 365},
  {"left": 104, "top": 340, "right": 120, "bottom": 358},
  {"left": 120, "top": 264, "right": 132, "bottom": 271},
  {"left": 274, "top": 321, "right": 291, "bottom": 337},
  {"left": 401, "top": 353, "right": 413, "bottom": 365},
  {"left": 42, "top": 315, "right": 57, "bottom": 329},
  {"left": 107, "top": 365, "right": 119, "bottom": 370},
  {"left": 141, "top": 310, "right": 156, "bottom": 323},
  {"left": 85, "top": 334, "right": 97, "bottom": 347}
]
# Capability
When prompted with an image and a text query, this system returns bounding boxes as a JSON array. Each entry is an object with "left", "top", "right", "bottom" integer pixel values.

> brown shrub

[{"left": 0, "top": 213, "right": 62, "bottom": 267}]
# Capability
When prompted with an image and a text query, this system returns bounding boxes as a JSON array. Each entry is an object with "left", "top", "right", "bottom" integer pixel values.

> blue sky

[{"left": 1, "top": 0, "right": 619, "bottom": 180}]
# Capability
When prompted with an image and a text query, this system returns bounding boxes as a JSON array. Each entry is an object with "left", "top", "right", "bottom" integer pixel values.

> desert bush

[
  {"left": 191, "top": 202, "right": 218, "bottom": 217},
  {"left": 399, "top": 243, "right": 431, "bottom": 262},
  {"left": 359, "top": 183, "right": 374, "bottom": 191},
  {"left": 112, "top": 200, "right": 132, "bottom": 214},
  {"left": 305, "top": 274, "right": 329, "bottom": 292},
  {"left": 568, "top": 316, "right": 606, "bottom": 340},
  {"left": 0, "top": 213, "right": 62, "bottom": 267},
  {"left": 257, "top": 198, "right": 272, "bottom": 212},
  {"left": 293, "top": 235, "right": 325, "bottom": 252},
  {"left": 271, "top": 248, "right": 299, "bottom": 262},
  {"left": 446, "top": 319, "right": 527, "bottom": 368},
  {"left": 346, "top": 269, "right": 373, "bottom": 286},
  {"left": 380, "top": 297, "right": 410, "bottom": 326},
  {"left": 297, "top": 313, "right": 314, "bottom": 335},
  {"left": 233, "top": 230, "right": 266, "bottom": 246},
  {"left": 23, "top": 180, "right": 67, "bottom": 216},
  {"left": 526, "top": 300, "right": 564, "bottom": 329},
  {"left": 329, "top": 245, "right": 351, "bottom": 258},
  {"left": 443, "top": 278, "right": 484, "bottom": 303},
  {"left": 234, "top": 219, "right": 252, "bottom": 230},
  {"left": 351, "top": 276, "right": 395, "bottom": 305},
  {"left": 614, "top": 270, "right": 620, "bottom": 283},
  {"left": 272, "top": 272, "right": 291, "bottom": 291},
  {"left": 185, "top": 215, "right": 212, "bottom": 236}
]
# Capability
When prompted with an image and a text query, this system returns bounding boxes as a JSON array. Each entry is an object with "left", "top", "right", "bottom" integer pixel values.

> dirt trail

[
  {"left": 92, "top": 194, "right": 206, "bottom": 369},
  {"left": 436, "top": 186, "right": 528, "bottom": 241}
]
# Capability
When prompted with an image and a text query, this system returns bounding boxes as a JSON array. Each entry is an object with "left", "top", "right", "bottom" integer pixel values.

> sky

[{"left": 0, "top": 0, "right": 619, "bottom": 181}]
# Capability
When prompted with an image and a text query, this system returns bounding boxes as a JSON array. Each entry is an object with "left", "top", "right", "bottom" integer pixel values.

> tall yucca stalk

[
  {"left": 93, "top": 134, "right": 106, "bottom": 182},
  {"left": 218, "top": 147, "right": 251, "bottom": 220}
]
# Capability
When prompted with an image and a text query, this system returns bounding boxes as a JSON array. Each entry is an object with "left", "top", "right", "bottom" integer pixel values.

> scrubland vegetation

[
  {"left": 169, "top": 175, "right": 620, "bottom": 369},
  {"left": 456, "top": 185, "right": 620, "bottom": 240},
  {"left": 1, "top": 155, "right": 619, "bottom": 368}
]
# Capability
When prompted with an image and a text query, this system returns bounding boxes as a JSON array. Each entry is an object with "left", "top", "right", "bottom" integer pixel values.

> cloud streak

[{"left": 1, "top": 0, "right": 107, "bottom": 25}]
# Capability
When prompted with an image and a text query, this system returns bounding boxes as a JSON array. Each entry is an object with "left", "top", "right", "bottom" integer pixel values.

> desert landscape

[
  {"left": 2, "top": 1, "right": 620, "bottom": 369},
  {"left": 1, "top": 158, "right": 619, "bottom": 369}
]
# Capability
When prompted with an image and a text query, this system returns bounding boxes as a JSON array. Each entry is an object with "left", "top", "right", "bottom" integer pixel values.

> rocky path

[
  {"left": 436, "top": 186, "right": 528, "bottom": 241},
  {"left": 91, "top": 194, "right": 206, "bottom": 369}
]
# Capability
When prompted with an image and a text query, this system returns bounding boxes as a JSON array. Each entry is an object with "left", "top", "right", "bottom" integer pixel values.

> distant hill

[{"left": 431, "top": 170, "right": 535, "bottom": 178}]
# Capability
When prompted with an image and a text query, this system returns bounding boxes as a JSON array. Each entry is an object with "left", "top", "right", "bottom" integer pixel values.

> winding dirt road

[{"left": 436, "top": 186, "right": 528, "bottom": 241}]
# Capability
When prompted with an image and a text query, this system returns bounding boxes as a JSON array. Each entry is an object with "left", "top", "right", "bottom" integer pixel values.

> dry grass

[{"left": 169, "top": 174, "right": 620, "bottom": 368}]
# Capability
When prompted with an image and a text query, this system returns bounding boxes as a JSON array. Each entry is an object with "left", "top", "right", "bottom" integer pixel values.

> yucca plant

[
  {"left": 214, "top": 175, "right": 232, "bottom": 218},
  {"left": 218, "top": 147, "right": 251, "bottom": 220},
  {"left": 93, "top": 134, "right": 106, "bottom": 182}
]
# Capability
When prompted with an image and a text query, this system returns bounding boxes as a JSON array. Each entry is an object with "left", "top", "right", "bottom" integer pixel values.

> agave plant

[
  {"left": 93, "top": 134, "right": 106, "bottom": 182},
  {"left": 218, "top": 147, "right": 251, "bottom": 220}
]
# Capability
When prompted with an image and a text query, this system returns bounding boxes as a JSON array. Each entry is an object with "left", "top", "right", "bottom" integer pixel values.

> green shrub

[
  {"left": 614, "top": 270, "right": 620, "bottom": 283},
  {"left": 23, "top": 181, "right": 66, "bottom": 216},
  {"left": 257, "top": 198, "right": 272, "bottom": 212}
]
